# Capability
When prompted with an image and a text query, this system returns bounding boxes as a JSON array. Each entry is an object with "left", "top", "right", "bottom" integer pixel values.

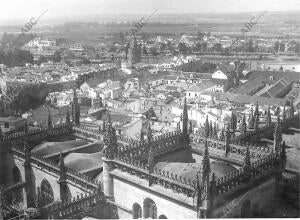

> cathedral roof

[
  {"left": 64, "top": 152, "right": 104, "bottom": 172},
  {"left": 32, "top": 139, "right": 89, "bottom": 156}
]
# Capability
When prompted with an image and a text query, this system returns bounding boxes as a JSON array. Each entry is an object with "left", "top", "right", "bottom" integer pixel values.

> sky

[{"left": 1, "top": 0, "right": 300, "bottom": 22}]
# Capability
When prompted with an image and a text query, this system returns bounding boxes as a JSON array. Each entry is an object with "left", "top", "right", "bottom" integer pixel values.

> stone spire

[
  {"left": 182, "top": 97, "right": 188, "bottom": 137},
  {"left": 225, "top": 125, "right": 231, "bottom": 156},
  {"left": 282, "top": 105, "right": 286, "bottom": 122},
  {"left": 230, "top": 110, "right": 237, "bottom": 130},
  {"left": 103, "top": 110, "right": 114, "bottom": 159},
  {"left": 73, "top": 88, "right": 80, "bottom": 125},
  {"left": 248, "top": 108, "right": 254, "bottom": 129},
  {"left": 204, "top": 115, "right": 209, "bottom": 138},
  {"left": 289, "top": 99, "right": 294, "bottom": 118},
  {"left": 240, "top": 113, "right": 247, "bottom": 135},
  {"left": 209, "top": 121, "right": 213, "bottom": 137},
  {"left": 273, "top": 116, "right": 282, "bottom": 153},
  {"left": 254, "top": 112, "right": 259, "bottom": 132},
  {"left": 243, "top": 146, "right": 251, "bottom": 182},
  {"left": 213, "top": 122, "right": 218, "bottom": 139},
  {"left": 200, "top": 141, "right": 211, "bottom": 218},
  {"left": 265, "top": 106, "right": 271, "bottom": 127},
  {"left": 47, "top": 111, "right": 52, "bottom": 129},
  {"left": 254, "top": 100, "right": 259, "bottom": 118},
  {"left": 202, "top": 141, "right": 210, "bottom": 184},
  {"left": 66, "top": 108, "right": 70, "bottom": 124},
  {"left": 195, "top": 171, "right": 202, "bottom": 218},
  {"left": 147, "top": 124, "right": 153, "bottom": 143}
]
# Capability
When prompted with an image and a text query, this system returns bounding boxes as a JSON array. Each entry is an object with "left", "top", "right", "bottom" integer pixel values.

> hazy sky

[{"left": 1, "top": 0, "right": 300, "bottom": 21}]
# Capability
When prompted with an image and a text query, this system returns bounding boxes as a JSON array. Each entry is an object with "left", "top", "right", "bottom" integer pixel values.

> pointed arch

[
  {"left": 143, "top": 198, "right": 157, "bottom": 219},
  {"left": 40, "top": 179, "right": 54, "bottom": 206},
  {"left": 132, "top": 203, "right": 142, "bottom": 219}
]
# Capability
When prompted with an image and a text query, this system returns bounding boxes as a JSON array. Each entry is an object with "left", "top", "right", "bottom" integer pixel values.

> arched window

[
  {"left": 241, "top": 200, "right": 251, "bottom": 218},
  {"left": 143, "top": 198, "right": 157, "bottom": 219},
  {"left": 158, "top": 214, "right": 167, "bottom": 219},
  {"left": 132, "top": 203, "right": 142, "bottom": 219},
  {"left": 41, "top": 179, "right": 54, "bottom": 206},
  {"left": 12, "top": 166, "right": 21, "bottom": 183}
]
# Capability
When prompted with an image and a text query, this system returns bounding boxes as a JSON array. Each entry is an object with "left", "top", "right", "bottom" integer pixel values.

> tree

[
  {"left": 120, "top": 32, "right": 125, "bottom": 44},
  {"left": 150, "top": 47, "right": 159, "bottom": 56},
  {"left": 10, "top": 84, "right": 49, "bottom": 114},
  {"left": 52, "top": 51, "right": 61, "bottom": 62},
  {"left": 178, "top": 42, "right": 188, "bottom": 54},
  {"left": 274, "top": 41, "right": 280, "bottom": 53},
  {"left": 37, "top": 55, "right": 48, "bottom": 65}
]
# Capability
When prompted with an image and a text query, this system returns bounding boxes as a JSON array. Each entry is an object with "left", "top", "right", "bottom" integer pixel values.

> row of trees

[
  {"left": 177, "top": 61, "right": 217, "bottom": 73},
  {"left": 36, "top": 51, "right": 62, "bottom": 65}
]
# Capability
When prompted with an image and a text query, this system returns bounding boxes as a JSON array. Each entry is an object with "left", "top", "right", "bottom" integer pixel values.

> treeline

[
  {"left": 0, "top": 49, "right": 34, "bottom": 67},
  {"left": 1, "top": 32, "right": 36, "bottom": 48},
  {"left": 177, "top": 61, "right": 217, "bottom": 73},
  {"left": 8, "top": 84, "right": 50, "bottom": 114}
]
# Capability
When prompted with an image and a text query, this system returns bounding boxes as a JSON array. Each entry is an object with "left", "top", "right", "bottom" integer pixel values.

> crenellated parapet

[
  {"left": 73, "top": 125, "right": 138, "bottom": 144},
  {"left": 117, "top": 130, "right": 183, "bottom": 161},
  {"left": 112, "top": 157, "right": 195, "bottom": 198},
  {"left": 214, "top": 152, "right": 282, "bottom": 197},
  {"left": 192, "top": 136, "right": 271, "bottom": 160},
  {"left": 43, "top": 191, "right": 106, "bottom": 219},
  {"left": 2, "top": 123, "right": 73, "bottom": 145}
]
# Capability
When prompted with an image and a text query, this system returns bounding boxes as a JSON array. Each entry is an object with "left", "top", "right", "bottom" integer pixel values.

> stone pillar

[
  {"left": 22, "top": 186, "right": 28, "bottom": 210},
  {"left": 102, "top": 158, "right": 114, "bottom": 199}
]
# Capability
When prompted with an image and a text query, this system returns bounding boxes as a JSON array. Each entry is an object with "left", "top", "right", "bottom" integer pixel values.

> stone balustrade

[
  {"left": 119, "top": 131, "right": 182, "bottom": 160},
  {"left": 112, "top": 156, "right": 195, "bottom": 198},
  {"left": 2, "top": 123, "right": 73, "bottom": 144},
  {"left": 44, "top": 191, "right": 105, "bottom": 219},
  {"left": 12, "top": 145, "right": 98, "bottom": 191},
  {"left": 73, "top": 125, "right": 138, "bottom": 144},
  {"left": 215, "top": 153, "right": 280, "bottom": 196},
  {"left": 192, "top": 136, "right": 271, "bottom": 159}
]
